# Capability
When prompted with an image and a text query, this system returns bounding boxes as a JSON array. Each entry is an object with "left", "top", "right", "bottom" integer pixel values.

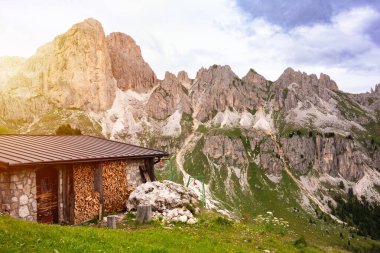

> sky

[{"left": 0, "top": 0, "right": 379, "bottom": 93}]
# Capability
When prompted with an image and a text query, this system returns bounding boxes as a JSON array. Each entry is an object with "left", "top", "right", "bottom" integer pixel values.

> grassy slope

[
  {"left": 0, "top": 108, "right": 103, "bottom": 136},
  {"left": 27, "top": 108, "right": 103, "bottom": 136},
  {"left": 0, "top": 214, "right": 335, "bottom": 253}
]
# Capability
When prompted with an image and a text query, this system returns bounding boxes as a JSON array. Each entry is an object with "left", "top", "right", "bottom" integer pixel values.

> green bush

[
  {"left": 293, "top": 236, "right": 307, "bottom": 248},
  {"left": 213, "top": 216, "right": 233, "bottom": 226},
  {"left": 55, "top": 124, "right": 82, "bottom": 135}
]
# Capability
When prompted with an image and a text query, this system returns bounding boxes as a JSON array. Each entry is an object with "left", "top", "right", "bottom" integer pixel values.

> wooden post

[
  {"left": 107, "top": 215, "right": 116, "bottom": 229},
  {"left": 136, "top": 205, "right": 152, "bottom": 223},
  {"left": 58, "top": 166, "right": 63, "bottom": 223},
  {"left": 98, "top": 204, "right": 103, "bottom": 223}
]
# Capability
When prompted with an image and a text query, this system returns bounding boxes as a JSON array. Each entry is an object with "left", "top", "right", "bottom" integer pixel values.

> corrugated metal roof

[{"left": 0, "top": 135, "right": 168, "bottom": 168}]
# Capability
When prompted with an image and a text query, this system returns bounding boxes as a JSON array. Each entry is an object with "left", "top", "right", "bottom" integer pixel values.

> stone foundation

[{"left": 0, "top": 169, "right": 37, "bottom": 221}]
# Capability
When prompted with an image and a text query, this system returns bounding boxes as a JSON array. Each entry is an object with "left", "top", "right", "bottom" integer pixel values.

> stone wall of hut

[
  {"left": 126, "top": 159, "right": 145, "bottom": 191},
  {"left": 0, "top": 169, "right": 37, "bottom": 221}
]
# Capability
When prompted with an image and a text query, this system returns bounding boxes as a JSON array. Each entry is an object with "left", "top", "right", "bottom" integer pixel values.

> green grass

[
  {"left": 0, "top": 125, "right": 14, "bottom": 134},
  {"left": 26, "top": 108, "right": 103, "bottom": 136},
  {"left": 184, "top": 137, "right": 211, "bottom": 183},
  {"left": 196, "top": 124, "right": 208, "bottom": 134},
  {"left": 156, "top": 156, "right": 184, "bottom": 185},
  {"left": 375, "top": 185, "right": 380, "bottom": 195},
  {"left": 0, "top": 213, "right": 342, "bottom": 253}
]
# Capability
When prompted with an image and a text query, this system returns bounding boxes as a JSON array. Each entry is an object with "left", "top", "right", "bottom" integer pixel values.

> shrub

[
  {"left": 293, "top": 236, "right": 307, "bottom": 248},
  {"left": 213, "top": 216, "right": 233, "bottom": 226},
  {"left": 55, "top": 124, "right": 82, "bottom": 135}
]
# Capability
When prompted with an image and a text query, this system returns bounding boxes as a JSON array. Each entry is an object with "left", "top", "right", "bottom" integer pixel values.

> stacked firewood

[
  {"left": 73, "top": 164, "right": 100, "bottom": 224},
  {"left": 102, "top": 161, "right": 129, "bottom": 213}
]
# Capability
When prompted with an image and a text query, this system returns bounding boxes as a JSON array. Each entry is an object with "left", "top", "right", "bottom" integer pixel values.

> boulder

[
  {"left": 126, "top": 180, "right": 198, "bottom": 212},
  {"left": 126, "top": 180, "right": 199, "bottom": 224}
]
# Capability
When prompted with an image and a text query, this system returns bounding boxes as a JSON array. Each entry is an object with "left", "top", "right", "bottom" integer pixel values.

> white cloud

[{"left": 0, "top": 1, "right": 379, "bottom": 93}]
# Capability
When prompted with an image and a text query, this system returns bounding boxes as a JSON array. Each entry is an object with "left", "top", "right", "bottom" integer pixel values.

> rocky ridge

[{"left": 0, "top": 18, "right": 379, "bottom": 219}]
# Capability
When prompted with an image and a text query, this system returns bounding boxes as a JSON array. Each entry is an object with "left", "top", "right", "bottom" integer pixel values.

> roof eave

[
  {"left": 0, "top": 161, "right": 9, "bottom": 169},
  {"left": 7, "top": 153, "right": 169, "bottom": 168}
]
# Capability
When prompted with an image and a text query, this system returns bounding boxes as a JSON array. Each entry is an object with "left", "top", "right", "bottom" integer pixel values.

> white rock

[
  {"left": 126, "top": 180, "right": 198, "bottom": 212},
  {"left": 179, "top": 215, "right": 188, "bottom": 223},
  {"left": 187, "top": 218, "right": 197, "bottom": 224},
  {"left": 31, "top": 200, "right": 37, "bottom": 212},
  {"left": 19, "top": 195, "right": 28, "bottom": 205},
  {"left": 19, "top": 205, "right": 29, "bottom": 218},
  {"left": 11, "top": 197, "right": 18, "bottom": 203}
]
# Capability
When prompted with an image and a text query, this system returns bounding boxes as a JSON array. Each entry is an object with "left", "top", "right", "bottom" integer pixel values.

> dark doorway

[{"left": 36, "top": 167, "right": 58, "bottom": 223}]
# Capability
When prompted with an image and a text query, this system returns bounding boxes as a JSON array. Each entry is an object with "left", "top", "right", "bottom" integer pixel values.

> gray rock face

[
  {"left": 273, "top": 67, "right": 338, "bottom": 112},
  {"left": 146, "top": 71, "right": 191, "bottom": 120},
  {"left": 352, "top": 84, "right": 380, "bottom": 111},
  {"left": 280, "top": 136, "right": 367, "bottom": 181},
  {"left": 203, "top": 134, "right": 247, "bottom": 166},
  {"left": 256, "top": 138, "right": 283, "bottom": 176},
  {"left": 191, "top": 65, "right": 265, "bottom": 121}
]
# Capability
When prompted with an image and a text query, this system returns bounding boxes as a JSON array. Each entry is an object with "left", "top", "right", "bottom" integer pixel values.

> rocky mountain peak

[
  {"left": 195, "top": 65, "right": 236, "bottom": 85},
  {"left": 177, "top": 71, "right": 191, "bottom": 85},
  {"left": 71, "top": 17, "right": 104, "bottom": 32},
  {"left": 106, "top": 32, "right": 156, "bottom": 92},
  {"left": 164, "top": 71, "right": 176, "bottom": 81},
  {"left": 242, "top": 68, "right": 267, "bottom": 87},
  {"left": 373, "top": 84, "right": 380, "bottom": 95},
  {"left": 276, "top": 67, "right": 339, "bottom": 92},
  {"left": 7, "top": 18, "right": 116, "bottom": 112},
  {"left": 319, "top": 73, "right": 339, "bottom": 91},
  {"left": 145, "top": 70, "right": 191, "bottom": 120}
]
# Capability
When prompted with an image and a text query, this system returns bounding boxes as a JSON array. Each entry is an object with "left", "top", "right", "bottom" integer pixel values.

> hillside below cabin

[{"left": 0, "top": 135, "right": 167, "bottom": 224}]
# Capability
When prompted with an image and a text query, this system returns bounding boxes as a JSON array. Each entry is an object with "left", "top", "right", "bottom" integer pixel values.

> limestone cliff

[
  {"left": 107, "top": 32, "right": 156, "bottom": 92},
  {"left": 7, "top": 18, "right": 116, "bottom": 112}
]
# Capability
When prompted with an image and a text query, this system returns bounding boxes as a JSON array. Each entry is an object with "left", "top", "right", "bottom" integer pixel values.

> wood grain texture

[
  {"left": 102, "top": 161, "right": 129, "bottom": 213},
  {"left": 73, "top": 163, "right": 100, "bottom": 224}
]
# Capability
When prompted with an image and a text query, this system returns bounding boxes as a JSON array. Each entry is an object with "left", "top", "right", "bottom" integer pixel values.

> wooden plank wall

[{"left": 58, "top": 166, "right": 75, "bottom": 224}]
